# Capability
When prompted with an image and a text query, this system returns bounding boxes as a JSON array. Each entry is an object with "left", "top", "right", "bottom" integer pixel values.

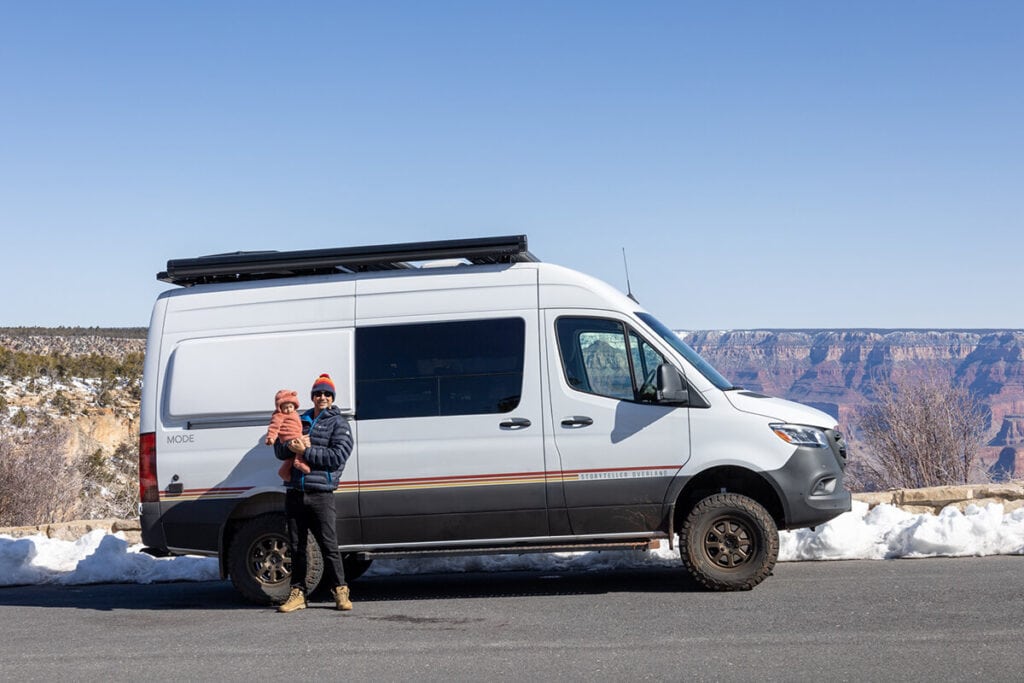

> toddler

[{"left": 265, "top": 389, "right": 310, "bottom": 482}]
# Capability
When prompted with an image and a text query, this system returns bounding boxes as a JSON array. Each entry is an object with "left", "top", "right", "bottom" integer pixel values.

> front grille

[
  {"left": 834, "top": 431, "right": 848, "bottom": 459},
  {"left": 825, "top": 429, "right": 848, "bottom": 468}
]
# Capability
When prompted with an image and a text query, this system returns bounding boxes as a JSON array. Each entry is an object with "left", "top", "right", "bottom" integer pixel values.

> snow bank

[
  {"left": 0, "top": 529, "right": 217, "bottom": 587},
  {"left": 780, "top": 500, "right": 1024, "bottom": 561},
  {"left": 2, "top": 502, "right": 1022, "bottom": 588}
]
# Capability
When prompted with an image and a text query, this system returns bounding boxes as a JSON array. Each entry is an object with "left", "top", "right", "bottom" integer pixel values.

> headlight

[{"left": 769, "top": 423, "right": 830, "bottom": 448}]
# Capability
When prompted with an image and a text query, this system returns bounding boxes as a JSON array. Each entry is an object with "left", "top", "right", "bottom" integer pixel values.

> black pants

[{"left": 285, "top": 489, "right": 346, "bottom": 590}]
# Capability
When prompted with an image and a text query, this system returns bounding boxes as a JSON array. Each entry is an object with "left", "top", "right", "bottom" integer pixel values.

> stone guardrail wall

[
  {"left": 1, "top": 518, "right": 143, "bottom": 545},
  {"left": 851, "top": 483, "right": 1024, "bottom": 515},
  {"left": 2, "top": 483, "right": 1023, "bottom": 546}
]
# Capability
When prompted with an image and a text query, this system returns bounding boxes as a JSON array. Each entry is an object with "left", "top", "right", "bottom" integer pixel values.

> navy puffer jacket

[{"left": 275, "top": 405, "right": 352, "bottom": 492}]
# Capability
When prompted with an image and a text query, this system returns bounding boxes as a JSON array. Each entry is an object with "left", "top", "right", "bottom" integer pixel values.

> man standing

[{"left": 276, "top": 373, "right": 354, "bottom": 613}]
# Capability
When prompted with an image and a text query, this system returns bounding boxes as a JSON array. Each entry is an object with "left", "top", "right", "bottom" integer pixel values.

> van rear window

[
  {"left": 355, "top": 318, "right": 525, "bottom": 420},
  {"left": 165, "top": 329, "right": 353, "bottom": 420}
]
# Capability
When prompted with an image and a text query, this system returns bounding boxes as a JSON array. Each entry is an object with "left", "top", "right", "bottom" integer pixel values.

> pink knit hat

[{"left": 274, "top": 389, "right": 299, "bottom": 410}]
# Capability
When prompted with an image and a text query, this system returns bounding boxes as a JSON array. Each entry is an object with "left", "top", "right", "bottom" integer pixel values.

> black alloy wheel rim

[
  {"left": 703, "top": 516, "right": 756, "bottom": 569},
  {"left": 249, "top": 535, "right": 291, "bottom": 584}
]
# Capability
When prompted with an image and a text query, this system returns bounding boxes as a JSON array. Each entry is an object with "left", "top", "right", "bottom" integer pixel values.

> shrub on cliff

[
  {"left": 10, "top": 408, "right": 28, "bottom": 428},
  {"left": 0, "top": 347, "right": 143, "bottom": 384},
  {"left": 854, "top": 375, "right": 987, "bottom": 489},
  {"left": 77, "top": 440, "right": 140, "bottom": 520},
  {"left": 0, "top": 423, "right": 140, "bottom": 526},
  {"left": 0, "top": 424, "right": 82, "bottom": 526}
]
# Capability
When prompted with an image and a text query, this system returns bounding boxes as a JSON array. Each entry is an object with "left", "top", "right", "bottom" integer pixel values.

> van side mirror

[{"left": 656, "top": 364, "right": 689, "bottom": 405}]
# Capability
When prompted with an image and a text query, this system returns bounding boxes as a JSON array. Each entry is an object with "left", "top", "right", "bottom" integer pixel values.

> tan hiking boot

[
  {"left": 332, "top": 585, "right": 352, "bottom": 611},
  {"left": 277, "top": 587, "right": 307, "bottom": 613}
]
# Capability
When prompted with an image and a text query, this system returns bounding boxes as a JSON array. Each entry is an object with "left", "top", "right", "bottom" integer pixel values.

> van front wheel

[
  {"left": 679, "top": 493, "right": 778, "bottom": 591},
  {"left": 227, "top": 514, "right": 324, "bottom": 605}
]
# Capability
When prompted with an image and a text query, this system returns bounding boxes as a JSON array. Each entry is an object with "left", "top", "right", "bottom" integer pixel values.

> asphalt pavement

[{"left": 1, "top": 555, "right": 1022, "bottom": 681}]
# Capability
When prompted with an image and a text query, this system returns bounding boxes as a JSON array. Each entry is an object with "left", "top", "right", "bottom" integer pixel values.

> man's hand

[{"left": 287, "top": 438, "right": 307, "bottom": 454}]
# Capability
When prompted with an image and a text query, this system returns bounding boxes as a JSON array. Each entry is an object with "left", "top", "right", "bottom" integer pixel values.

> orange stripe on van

[{"left": 158, "top": 466, "right": 679, "bottom": 500}]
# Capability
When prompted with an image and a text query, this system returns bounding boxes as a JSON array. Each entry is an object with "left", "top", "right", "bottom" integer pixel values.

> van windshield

[{"left": 636, "top": 312, "right": 734, "bottom": 390}]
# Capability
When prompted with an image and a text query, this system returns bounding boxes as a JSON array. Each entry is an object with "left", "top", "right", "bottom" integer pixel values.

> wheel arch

[
  {"left": 673, "top": 466, "right": 786, "bottom": 532},
  {"left": 219, "top": 492, "right": 286, "bottom": 579}
]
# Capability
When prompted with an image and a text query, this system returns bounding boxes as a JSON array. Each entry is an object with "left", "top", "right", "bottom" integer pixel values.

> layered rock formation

[
  {"left": 1, "top": 330, "right": 143, "bottom": 465},
  {"left": 680, "top": 329, "right": 1024, "bottom": 477}
]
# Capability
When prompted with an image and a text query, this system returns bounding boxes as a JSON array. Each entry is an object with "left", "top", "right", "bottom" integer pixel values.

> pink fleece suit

[{"left": 266, "top": 389, "right": 310, "bottom": 482}]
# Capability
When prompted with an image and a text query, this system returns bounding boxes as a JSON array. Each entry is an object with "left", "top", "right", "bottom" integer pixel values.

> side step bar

[{"left": 354, "top": 538, "right": 662, "bottom": 562}]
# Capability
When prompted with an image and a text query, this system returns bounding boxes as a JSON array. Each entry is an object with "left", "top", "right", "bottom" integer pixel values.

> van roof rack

[{"left": 158, "top": 234, "right": 539, "bottom": 287}]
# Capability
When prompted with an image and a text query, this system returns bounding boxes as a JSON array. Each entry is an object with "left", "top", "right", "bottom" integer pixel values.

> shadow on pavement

[{"left": 0, "top": 565, "right": 703, "bottom": 611}]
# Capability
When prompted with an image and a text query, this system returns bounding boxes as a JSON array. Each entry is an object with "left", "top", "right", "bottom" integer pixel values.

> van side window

[
  {"left": 556, "top": 317, "right": 665, "bottom": 403},
  {"left": 356, "top": 318, "right": 525, "bottom": 420},
  {"left": 628, "top": 330, "right": 666, "bottom": 401}
]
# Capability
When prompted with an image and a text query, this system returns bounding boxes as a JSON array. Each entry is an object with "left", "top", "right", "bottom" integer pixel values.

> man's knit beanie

[{"left": 311, "top": 373, "right": 336, "bottom": 398}]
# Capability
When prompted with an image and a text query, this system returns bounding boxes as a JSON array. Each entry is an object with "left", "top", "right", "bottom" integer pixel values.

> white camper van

[{"left": 140, "top": 235, "right": 850, "bottom": 603}]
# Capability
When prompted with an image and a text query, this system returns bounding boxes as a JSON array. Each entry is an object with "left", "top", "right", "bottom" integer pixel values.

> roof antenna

[{"left": 622, "top": 248, "right": 638, "bottom": 303}]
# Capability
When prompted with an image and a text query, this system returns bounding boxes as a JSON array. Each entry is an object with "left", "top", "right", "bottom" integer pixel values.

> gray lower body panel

[
  {"left": 144, "top": 475, "right": 676, "bottom": 554},
  {"left": 560, "top": 476, "right": 675, "bottom": 535},
  {"left": 767, "top": 446, "right": 852, "bottom": 529}
]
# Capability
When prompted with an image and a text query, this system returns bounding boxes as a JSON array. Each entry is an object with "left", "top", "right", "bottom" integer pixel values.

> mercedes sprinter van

[{"left": 139, "top": 235, "right": 850, "bottom": 603}]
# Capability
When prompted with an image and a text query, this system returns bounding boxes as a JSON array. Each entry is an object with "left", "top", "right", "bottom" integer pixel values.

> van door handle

[
  {"left": 499, "top": 417, "right": 532, "bottom": 430},
  {"left": 561, "top": 416, "right": 593, "bottom": 428}
]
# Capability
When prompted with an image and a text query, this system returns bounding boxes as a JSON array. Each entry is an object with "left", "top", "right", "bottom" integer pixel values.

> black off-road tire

[
  {"left": 679, "top": 493, "right": 779, "bottom": 591},
  {"left": 227, "top": 513, "right": 324, "bottom": 605}
]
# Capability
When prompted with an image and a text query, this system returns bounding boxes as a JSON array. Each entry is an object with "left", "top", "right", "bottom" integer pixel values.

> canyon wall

[{"left": 681, "top": 329, "right": 1024, "bottom": 477}]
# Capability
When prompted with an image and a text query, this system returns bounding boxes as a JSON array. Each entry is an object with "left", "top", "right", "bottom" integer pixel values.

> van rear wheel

[
  {"left": 228, "top": 513, "right": 324, "bottom": 605},
  {"left": 679, "top": 493, "right": 778, "bottom": 591}
]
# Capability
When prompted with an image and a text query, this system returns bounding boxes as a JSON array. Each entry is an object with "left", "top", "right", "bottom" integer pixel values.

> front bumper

[{"left": 768, "top": 430, "right": 852, "bottom": 529}]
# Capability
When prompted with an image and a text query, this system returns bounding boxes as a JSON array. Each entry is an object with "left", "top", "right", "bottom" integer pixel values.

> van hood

[{"left": 723, "top": 390, "right": 837, "bottom": 429}]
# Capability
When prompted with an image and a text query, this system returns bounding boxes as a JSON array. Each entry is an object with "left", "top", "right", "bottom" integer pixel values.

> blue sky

[{"left": 2, "top": 2, "right": 1021, "bottom": 329}]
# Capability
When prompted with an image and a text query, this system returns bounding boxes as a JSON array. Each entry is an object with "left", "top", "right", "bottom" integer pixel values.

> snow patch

[{"left": 2, "top": 502, "right": 1022, "bottom": 587}]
